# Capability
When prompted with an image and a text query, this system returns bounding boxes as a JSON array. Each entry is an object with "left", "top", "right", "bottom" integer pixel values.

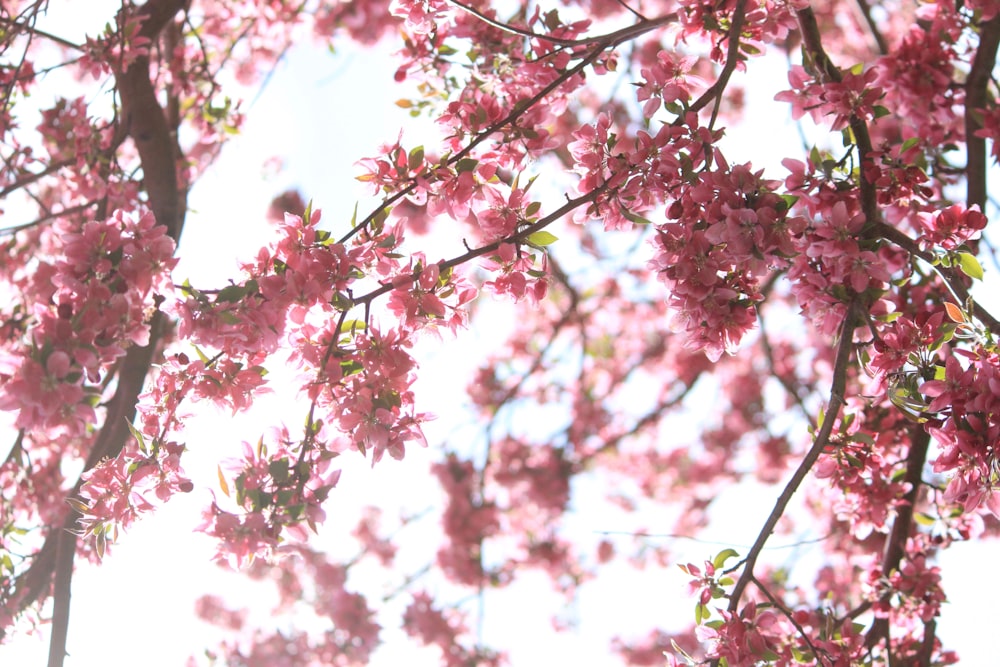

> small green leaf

[
  {"left": 958, "top": 252, "right": 984, "bottom": 280},
  {"left": 408, "top": 145, "right": 424, "bottom": 170},
  {"left": 125, "top": 420, "right": 147, "bottom": 453},
  {"left": 809, "top": 145, "right": 822, "bottom": 167},
  {"left": 216, "top": 284, "right": 248, "bottom": 303},
  {"left": 339, "top": 319, "right": 367, "bottom": 333},
  {"left": 713, "top": 548, "right": 740, "bottom": 569},
  {"left": 269, "top": 458, "right": 290, "bottom": 484},
  {"left": 527, "top": 231, "right": 558, "bottom": 247},
  {"left": 623, "top": 210, "right": 654, "bottom": 225},
  {"left": 695, "top": 601, "right": 708, "bottom": 624}
]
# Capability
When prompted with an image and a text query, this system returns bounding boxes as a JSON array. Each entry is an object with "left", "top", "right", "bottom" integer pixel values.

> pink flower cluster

[
  {"left": 915, "top": 204, "right": 987, "bottom": 251},
  {"left": 0, "top": 210, "right": 176, "bottom": 436},
  {"left": 76, "top": 439, "right": 192, "bottom": 560},
  {"left": 776, "top": 65, "right": 884, "bottom": 132},
  {"left": 649, "top": 161, "right": 800, "bottom": 359},
  {"left": 920, "top": 349, "right": 1000, "bottom": 513},
  {"left": 864, "top": 536, "right": 946, "bottom": 625},
  {"left": 403, "top": 592, "right": 505, "bottom": 667},
  {"left": 199, "top": 433, "right": 341, "bottom": 568},
  {"left": 433, "top": 454, "right": 499, "bottom": 586}
]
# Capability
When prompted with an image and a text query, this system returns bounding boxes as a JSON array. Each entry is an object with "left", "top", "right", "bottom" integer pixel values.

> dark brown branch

[
  {"left": 447, "top": 0, "right": 676, "bottom": 48},
  {"left": 696, "top": 0, "right": 748, "bottom": 129},
  {"left": 353, "top": 184, "right": 610, "bottom": 306},
  {"left": 0, "top": 157, "right": 75, "bottom": 199},
  {"left": 796, "top": 7, "right": 879, "bottom": 227},
  {"left": 726, "top": 306, "right": 857, "bottom": 611},
  {"left": 854, "top": 0, "right": 888, "bottom": 55},
  {"left": 45, "top": 530, "right": 76, "bottom": 667},
  {"left": 874, "top": 221, "right": 1000, "bottom": 335},
  {"left": 116, "top": 0, "right": 188, "bottom": 240},
  {"left": 0, "top": 201, "right": 99, "bottom": 236},
  {"left": 965, "top": 14, "right": 1000, "bottom": 211},
  {"left": 0, "top": 15, "right": 82, "bottom": 50},
  {"left": 338, "top": 13, "right": 676, "bottom": 245},
  {"left": 751, "top": 575, "right": 827, "bottom": 666},
  {"left": 42, "top": 314, "right": 166, "bottom": 667},
  {"left": 37, "top": 2, "right": 189, "bottom": 665},
  {"left": 864, "top": 426, "right": 930, "bottom": 651}
]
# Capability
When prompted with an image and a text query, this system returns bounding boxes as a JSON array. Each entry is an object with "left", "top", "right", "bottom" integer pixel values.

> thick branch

[
  {"left": 36, "top": 2, "right": 189, "bottom": 664},
  {"left": 965, "top": 14, "right": 1000, "bottom": 211},
  {"left": 42, "top": 314, "right": 165, "bottom": 667},
  {"left": 117, "top": 0, "right": 188, "bottom": 240},
  {"left": 864, "top": 427, "right": 930, "bottom": 651}
]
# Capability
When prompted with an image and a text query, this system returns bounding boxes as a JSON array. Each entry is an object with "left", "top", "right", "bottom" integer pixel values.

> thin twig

[
  {"left": 751, "top": 574, "right": 828, "bottom": 666},
  {"left": 338, "top": 12, "right": 677, "bottom": 245},
  {"left": 352, "top": 184, "right": 610, "bottom": 306},
  {"left": 874, "top": 221, "right": 1000, "bottom": 335},
  {"left": 853, "top": 0, "right": 888, "bottom": 55},
  {"left": 726, "top": 306, "right": 857, "bottom": 611}
]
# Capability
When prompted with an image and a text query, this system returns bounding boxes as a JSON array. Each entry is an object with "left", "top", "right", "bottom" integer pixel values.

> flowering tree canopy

[{"left": 3, "top": 0, "right": 1000, "bottom": 665}]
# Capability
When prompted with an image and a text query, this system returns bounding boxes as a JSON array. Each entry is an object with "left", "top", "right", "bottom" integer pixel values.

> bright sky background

[{"left": 3, "top": 3, "right": 1000, "bottom": 665}]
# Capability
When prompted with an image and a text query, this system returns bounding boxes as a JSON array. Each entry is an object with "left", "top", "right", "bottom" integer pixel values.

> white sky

[{"left": 3, "top": 3, "right": 1000, "bottom": 665}]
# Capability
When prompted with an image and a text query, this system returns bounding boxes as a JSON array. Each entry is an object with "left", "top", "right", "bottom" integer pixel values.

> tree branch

[
  {"left": 864, "top": 427, "right": 930, "bottom": 651},
  {"left": 34, "top": 2, "right": 190, "bottom": 664},
  {"left": 726, "top": 307, "right": 857, "bottom": 611},
  {"left": 854, "top": 0, "right": 888, "bottom": 56},
  {"left": 796, "top": 6, "right": 879, "bottom": 226},
  {"left": 116, "top": 0, "right": 188, "bottom": 240},
  {"left": 964, "top": 14, "right": 1000, "bottom": 211},
  {"left": 873, "top": 221, "right": 1000, "bottom": 335},
  {"left": 352, "top": 184, "right": 610, "bottom": 306},
  {"left": 338, "top": 13, "right": 676, "bottom": 245}
]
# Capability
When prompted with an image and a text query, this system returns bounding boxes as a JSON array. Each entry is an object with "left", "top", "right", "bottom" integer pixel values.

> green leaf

[
  {"left": 125, "top": 420, "right": 148, "bottom": 453},
  {"left": 339, "top": 319, "right": 367, "bottom": 333},
  {"left": 216, "top": 284, "right": 248, "bottom": 303},
  {"left": 958, "top": 252, "right": 984, "bottom": 280},
  {"left": 873, "top": 105, "right": 890, "bottom": 119},
  {"left": 623, "top": 210, "right": 654, "bottom": 225},
  {"left": 408, "top": 145, "right": 424, "bottom": 170},
  {"left": 712, "top": 548, "right": 740, "bottom": 570},
  {"left": 695, "top": 601, "right": 708, "bottom": 624},
  {"left": 269, "top": 458, "right": 290, "bottom": 484},
  {"left": 527, "top": 231, "right": 558, "bottom": 247},
  {"left": 809, "top": 145, "right": 822, "bottom": 167}
]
